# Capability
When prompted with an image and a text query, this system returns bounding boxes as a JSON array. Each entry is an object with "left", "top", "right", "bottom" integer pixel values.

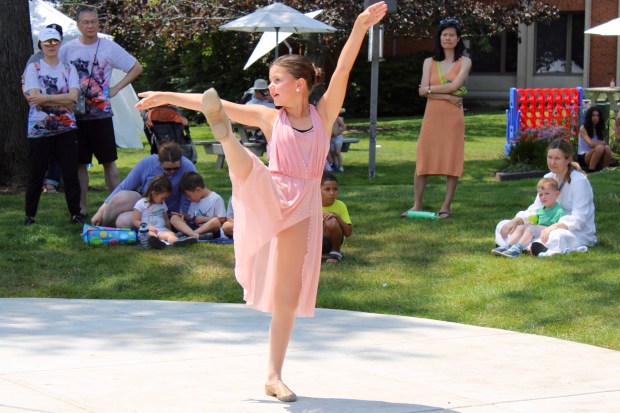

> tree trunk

[{"left": 0, "top": 0, "right": 32, "bottom": 186}]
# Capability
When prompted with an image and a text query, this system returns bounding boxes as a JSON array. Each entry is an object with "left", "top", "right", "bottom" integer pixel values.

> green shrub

[
  {"left": 501, "top": 124, "right": 576, "bottom": 171},
  {"left": 345, "top": 52, "right": 427, "bottom": 117}
]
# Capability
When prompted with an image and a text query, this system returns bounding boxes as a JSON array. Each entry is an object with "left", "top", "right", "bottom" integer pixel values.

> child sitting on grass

[
  {"left": 221, "top": 197, "right": 234, "bottom": 239},
  {"left": 170, "top": 172, "right": 227, "bottom": 240},
  {"left": 492, "top": 177, "right": 564, "bottom": 258},
  {"left": 321, "top": 173, "right": 352, "bottom": 263},
  {"left": 133, "top": 175, "right": 197, "bottom": 249}
]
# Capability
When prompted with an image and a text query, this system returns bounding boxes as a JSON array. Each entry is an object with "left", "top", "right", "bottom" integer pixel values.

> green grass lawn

[{"left": 2, "top": 111, "right": 619, "bottom": 350}]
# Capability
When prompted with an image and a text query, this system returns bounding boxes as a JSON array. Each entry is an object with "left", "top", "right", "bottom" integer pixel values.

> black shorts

[
  {"left": 577, "top": 154, "right": 587, "bottom": 168},
  {"left": 76, "top": 117, "right": 118, "bottom": 165}
]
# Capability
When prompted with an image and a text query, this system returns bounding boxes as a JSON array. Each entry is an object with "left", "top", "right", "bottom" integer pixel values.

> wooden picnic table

[
  {"left": 194, "top": 121, "right": 267, "bottom": 169},
  {"left": 195, "top": 123, "right": 359, "bottom": 168}
]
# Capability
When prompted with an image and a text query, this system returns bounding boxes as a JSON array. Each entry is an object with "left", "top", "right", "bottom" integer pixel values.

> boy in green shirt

[
  {"left": 492, "top": 177, "right": 565, "bottom": 258},
  {"left": 321, "top": 173, "right": 352, "bottom": 263}
]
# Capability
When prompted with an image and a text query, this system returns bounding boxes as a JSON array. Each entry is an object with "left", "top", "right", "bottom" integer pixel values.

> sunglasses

[
  {"left": 439, "top": 18, "right": 461, "bottom": 27},
  {"left": 42, "top": 39, "right": 60, "bottom": 46},
  {"left": 163, "top": 166, "right": 180, "bottom": 172}
]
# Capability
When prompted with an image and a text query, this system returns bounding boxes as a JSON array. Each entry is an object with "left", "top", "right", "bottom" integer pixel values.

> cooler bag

[{"left": 82, "top": 224, "right": 137, "bottom": 245}]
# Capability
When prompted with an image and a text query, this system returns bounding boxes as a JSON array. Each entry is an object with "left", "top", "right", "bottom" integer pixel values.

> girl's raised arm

[
  {"left": 136, "top": 91, "right": 276, "bottom": 134},
  {"left": 317, "top": 1, "right": 387, "bottom": 129}
]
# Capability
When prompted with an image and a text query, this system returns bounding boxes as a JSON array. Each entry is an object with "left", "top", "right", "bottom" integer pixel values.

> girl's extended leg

[
  {"left": 265, "top": 218, "right": 309, "bottom": 402},
  {"left": 201, "top": 89, "right": 253, "bottom": 181}
]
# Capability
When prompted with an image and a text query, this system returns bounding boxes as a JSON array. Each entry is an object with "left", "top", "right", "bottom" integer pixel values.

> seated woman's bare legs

[
  {"left": 601, "top": 145, "right": 613, "bottom": 168},
  {"left": 102, "top": 190, "right": 142, "bottom": 227},
  {"left": 265, "top": 218, "right": 309, "bottom": 402},
  {"left": 201, "top": 89, "right": 252, "bottom": 181},
  {"left": 412, "top": 172, "right": 427, "bottom": 210},
  {"left": 585, "top": 145, "right": 605, "bottom": 171}
]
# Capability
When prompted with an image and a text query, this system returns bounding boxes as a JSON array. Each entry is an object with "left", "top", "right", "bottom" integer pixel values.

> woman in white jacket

[{"left": 495, "top": 138, "right": 596, "bottom": 256}]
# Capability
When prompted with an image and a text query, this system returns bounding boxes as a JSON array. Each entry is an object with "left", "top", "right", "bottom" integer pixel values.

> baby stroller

[{"left": 143, "top": 105, "right": 197, "bottom": 164}]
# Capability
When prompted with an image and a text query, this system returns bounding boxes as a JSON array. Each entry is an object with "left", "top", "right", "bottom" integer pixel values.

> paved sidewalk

[{"left": 0, "top": 298, "right": 618, "bottom": 413}]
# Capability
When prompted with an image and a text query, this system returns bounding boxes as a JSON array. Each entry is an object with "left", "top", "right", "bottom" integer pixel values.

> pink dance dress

[{"left": 229, "top": 106, "right": 329, "bottom": 317}]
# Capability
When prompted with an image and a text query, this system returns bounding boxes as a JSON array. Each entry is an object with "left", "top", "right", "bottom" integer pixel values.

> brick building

[{"left": 388, "top": 0, "right": 619, "bottom": 104}]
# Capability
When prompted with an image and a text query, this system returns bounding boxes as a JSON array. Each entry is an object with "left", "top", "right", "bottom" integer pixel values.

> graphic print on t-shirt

[
  {"left": 70, "top": 56, "right": 111, "bottom": 115},
  {"left": 26, "top": 62, "right": 78, "bottom": 137}
]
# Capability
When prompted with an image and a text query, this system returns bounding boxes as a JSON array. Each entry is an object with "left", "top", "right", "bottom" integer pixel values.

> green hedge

[{"left": 345, "top": 52, "right": 427, "bottom": 118}]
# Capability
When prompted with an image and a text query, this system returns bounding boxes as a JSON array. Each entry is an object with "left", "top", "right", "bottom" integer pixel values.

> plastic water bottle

[
  {"left": 406, "top": 210, "right": 439, "bottom": 220},
  {"left": 138, "top": 222, "right": 149, "bottom": 247},
  {"left": 611, "top": 78, "right": 616, "bottom": 88}
]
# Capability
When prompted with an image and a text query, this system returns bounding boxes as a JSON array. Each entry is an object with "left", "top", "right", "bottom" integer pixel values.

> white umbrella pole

[{"left": 275, "top": 27, "right": 280, "bottom": 58}]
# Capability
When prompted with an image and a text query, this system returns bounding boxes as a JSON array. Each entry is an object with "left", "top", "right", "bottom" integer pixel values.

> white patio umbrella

[
  {"left": 219, "top": 2, "right": 335, "bottom": 59},
  {"left": 243, "top": 10, "right": 323, "bottom": 70},
  {"left": 585, "top": 17, "right": 620, "bottom": 35}
]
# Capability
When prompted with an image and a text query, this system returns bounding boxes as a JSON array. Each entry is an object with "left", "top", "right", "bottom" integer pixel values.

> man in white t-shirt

[{"left": 59, "top": 6, "right": 143, "bottom": 216}]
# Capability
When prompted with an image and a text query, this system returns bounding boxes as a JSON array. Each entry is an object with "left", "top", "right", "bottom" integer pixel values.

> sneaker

[
  {"left": 530, "top": 241, "right": 548, "bottom": 257},
  {"left": 24, "top": 216, "right": 36, "bottom": 226},
  {"left": 148, "top": 235, "right": 167, "bottom": 250},
  {"left": 337, "top": 166, "right": 344, "bottom": 172},
  {"left": 70, "top": 214, "right": 85, "bottom": 225},
  {"left": 491, "top": 245, "right": 510, "bottom": 256},
  {"left": 500, "top": 245, "right": 522, "bottom": 258},
  {"left": 174, "top": 237, "right": 197, "bottom": 247}
]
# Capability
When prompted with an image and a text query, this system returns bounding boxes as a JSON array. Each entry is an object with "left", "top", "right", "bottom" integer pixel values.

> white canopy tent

[
  {"left": 220, "top": 3, "right": 335, "bottom": 60},
  {"left": 28, "top": 0, "right": 144, "bottom": 149},
  {"left": 243, "top": 10, "right": 323, "bottom": 70},
  {"left": 585, "top": 17, "right": 620, "bottom": 35}
]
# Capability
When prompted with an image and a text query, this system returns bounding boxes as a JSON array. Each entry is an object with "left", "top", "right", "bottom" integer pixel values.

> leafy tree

[
  {"left": 0, "top": 1, "right": 33, "bottom": 186},
  {"left": 56, "top": 0, "right": 557, "bottom": 118},
  {"left": 58, "top": 1, "right": 558, "bottom": 52}
]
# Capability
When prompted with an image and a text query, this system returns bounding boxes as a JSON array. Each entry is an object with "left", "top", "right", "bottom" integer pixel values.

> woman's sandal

[
  {"left": 326, "top": 251, "right": 343, "bottom": 263},
  {"left": 437, "top": 211, "right": 452, "bottom": 219}
]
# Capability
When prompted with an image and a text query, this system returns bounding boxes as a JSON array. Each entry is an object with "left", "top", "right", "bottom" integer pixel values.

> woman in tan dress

[{"left": 402, "top": 19, "right": 471, "bottom": 219}]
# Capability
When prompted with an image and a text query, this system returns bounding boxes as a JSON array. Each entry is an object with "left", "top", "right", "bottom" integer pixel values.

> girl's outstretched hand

[
  {"left": 135, "top": 91, "right": 167, "bottom": 110},
  {"left": 357, "top": 1, "right": 388, "bottom": 30}
]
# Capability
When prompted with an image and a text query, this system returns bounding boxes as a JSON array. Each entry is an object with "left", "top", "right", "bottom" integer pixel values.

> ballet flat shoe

[
  {"left": 265, "top": 382, "right": 297, "bottom": 402},
  {"left": 201, "top": 88, "right": 232, "bottom": 142}
]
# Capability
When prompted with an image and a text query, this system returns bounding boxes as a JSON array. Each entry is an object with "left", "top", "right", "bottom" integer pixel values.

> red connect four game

[{"left": 505, "top": 87, "right": 583, "bottom": 155}]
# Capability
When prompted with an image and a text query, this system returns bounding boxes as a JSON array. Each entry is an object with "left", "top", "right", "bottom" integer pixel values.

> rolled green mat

[{"left": 406, "top": 210, "right": 439, "bottom": 220}]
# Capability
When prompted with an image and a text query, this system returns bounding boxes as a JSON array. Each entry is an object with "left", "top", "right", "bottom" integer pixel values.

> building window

[
  {"left": 470, "top": 32, "right": 518, "bottom": 74},
  {"left": 535, "top": 13, "right": 584, "bottom": 74}
]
